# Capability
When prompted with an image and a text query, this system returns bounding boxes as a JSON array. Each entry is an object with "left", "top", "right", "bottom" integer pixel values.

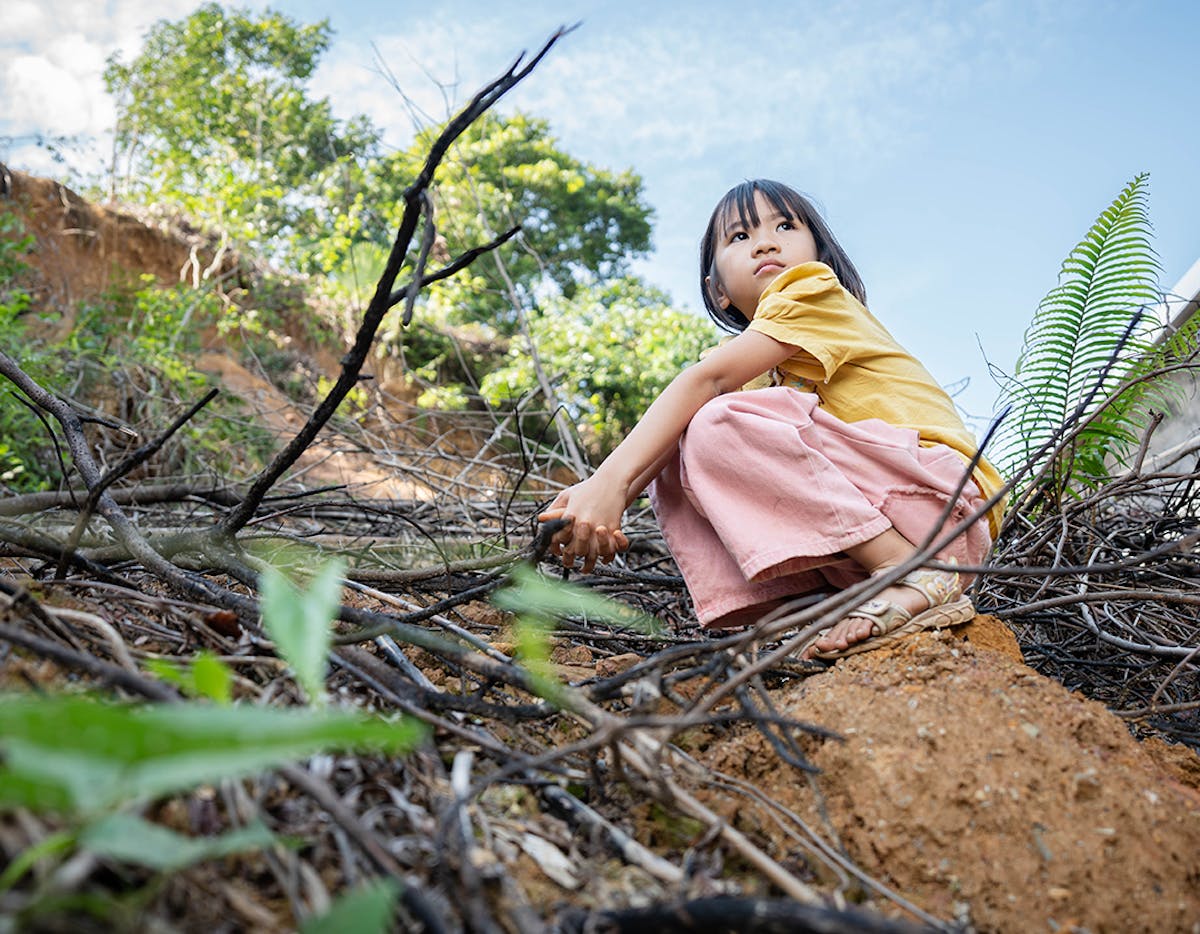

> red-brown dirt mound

[
  {"left": 1, "top": 167, "right": 237, "bottom": 328},
  {"left": 701, "top": 625, "right": 1200, "bottom": 933}
]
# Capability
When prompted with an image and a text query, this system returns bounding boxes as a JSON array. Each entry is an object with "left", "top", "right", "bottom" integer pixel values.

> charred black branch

[{"left": 219, "top": 27, "right": 574, "bottom": 536}]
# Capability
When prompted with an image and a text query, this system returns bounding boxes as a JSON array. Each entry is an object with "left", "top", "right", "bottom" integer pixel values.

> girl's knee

[{"left": 686, "top": 393, "right": 751, "bottom": 443}]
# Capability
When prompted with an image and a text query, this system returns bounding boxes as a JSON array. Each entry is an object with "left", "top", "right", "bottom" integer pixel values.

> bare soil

[
  {"left": 700, "top": 620, "right": 1200, "bottom": 933},
  {"left": 1, "top": 169, "right": 239, "bottom": 335},
  {"left": 2, "top": 167, "right": 495, "bottom": 499}
]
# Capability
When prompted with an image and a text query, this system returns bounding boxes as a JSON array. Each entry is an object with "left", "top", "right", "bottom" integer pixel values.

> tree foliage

[
  {"left": 371, "top": 113, "right": 654, "bottom": 331},
  {"left": 0, "top": 214, "right": 37, "bottom": 485},
  {"left": 104, "top": 2, "right": 377, "bottom": 263},
  {"left": 481, "top": 278, "right": 716, "bottom": 452},
  {"left": 96, "top": 8, "right": 699, "bottom": 460}
]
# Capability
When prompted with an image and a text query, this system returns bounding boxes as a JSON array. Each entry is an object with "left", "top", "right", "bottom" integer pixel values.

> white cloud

[
  {"left": 0, "top": 0, "right": 197, "bottom": 173},
  {"left": 6, "top": 1, "right": 44, "bottom": 38},
  {"left": 4, "top": 54, "right": 110, "bottom": 136},
  {"left": 313, "top": 0, "right": 1055, "bottom": 173}
]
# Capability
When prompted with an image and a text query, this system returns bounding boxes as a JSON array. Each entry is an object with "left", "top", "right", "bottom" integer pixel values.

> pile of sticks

[
  {"left": 977, "top": 443, "right": 1200, "bottom": 747},
  {"left": 0, "top": 28, "right": 945, "bottom": 932}
]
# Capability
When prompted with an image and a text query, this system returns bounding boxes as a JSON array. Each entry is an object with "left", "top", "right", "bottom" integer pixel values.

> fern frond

[
  {"left": 992, "top": 173, "right": 1162, "bottom": 501},
  {"left": 1121, "top": 309, "right": 1200, "bottom": 446}
]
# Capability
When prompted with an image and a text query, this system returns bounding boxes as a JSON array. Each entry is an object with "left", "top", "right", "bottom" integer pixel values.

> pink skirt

[{"left": 648, "top": 387, "right": 992, "bottom": 628}]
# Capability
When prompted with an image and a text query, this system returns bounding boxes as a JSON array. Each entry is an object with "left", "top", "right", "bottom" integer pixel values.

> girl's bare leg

[{"left": 807, "top": 528, "right": 934, "bottom": 654}]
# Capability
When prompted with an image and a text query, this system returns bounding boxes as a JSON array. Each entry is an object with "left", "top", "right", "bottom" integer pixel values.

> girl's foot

[{"left": 802, "top": 567, "right": 969, "bottom": 659}]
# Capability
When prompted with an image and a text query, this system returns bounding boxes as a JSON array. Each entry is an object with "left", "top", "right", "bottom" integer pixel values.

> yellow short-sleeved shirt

[{"left": 745, "top": 262, "right": 1006, "bottom": 536}]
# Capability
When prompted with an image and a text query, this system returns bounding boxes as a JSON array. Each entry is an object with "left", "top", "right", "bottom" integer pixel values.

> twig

[
  {"left": 278, "top": 763, "right": 451, "bottom": 934},
  {"left": 54, "top": 388, "right": 218, "bottom": 577},
  {"left": 0, "top": 621, "right": 177, "bottom": 701},
  {"left": 560, "top": 895, "right": 933, "bottom": 934},
  {"left": 541, "top": 784, "right": 684, "bottom": 885}
]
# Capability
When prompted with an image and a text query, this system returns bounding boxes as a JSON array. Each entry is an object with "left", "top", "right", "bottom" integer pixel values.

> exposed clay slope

[
  {"left": 1, "top": 167, "right": 238, "bottom": 329},
  {"left": 701, "top": 624, "right": 1200, "bottom": 933}
]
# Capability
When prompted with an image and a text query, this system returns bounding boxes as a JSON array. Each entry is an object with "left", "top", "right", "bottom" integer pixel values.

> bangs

[{"left": 713, "top": 180, "right": 809, "bottom": 238}]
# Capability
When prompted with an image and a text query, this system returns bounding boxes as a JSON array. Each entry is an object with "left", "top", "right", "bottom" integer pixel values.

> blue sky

[{"left": 3, "top": 0, "right": 1198, "bottom": 428}]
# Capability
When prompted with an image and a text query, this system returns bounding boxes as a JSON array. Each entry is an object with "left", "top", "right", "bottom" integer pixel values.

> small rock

[
  {"left": 1072, "top": 768, "right": 1101, "bottom": 802},
  {"left": 596, "top": 652, "right": 643, "bottom": 678},
  {"left": 551, "top": 643, "right": 595, "bottom": 666}
]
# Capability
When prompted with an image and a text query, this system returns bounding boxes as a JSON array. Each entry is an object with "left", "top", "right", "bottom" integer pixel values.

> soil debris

[{"left": 700, "top": 630, "right": 1200, "bottom": 933}]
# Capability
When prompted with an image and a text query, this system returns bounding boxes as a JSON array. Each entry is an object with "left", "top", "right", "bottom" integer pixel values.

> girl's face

[{"left": 708, "top": 191, "right": 819, "bottom": 318}]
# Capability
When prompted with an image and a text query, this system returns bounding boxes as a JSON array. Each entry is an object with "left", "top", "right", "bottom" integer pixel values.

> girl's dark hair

[{"left": 699, "top": 179, "right": 867, "bottom": 331}]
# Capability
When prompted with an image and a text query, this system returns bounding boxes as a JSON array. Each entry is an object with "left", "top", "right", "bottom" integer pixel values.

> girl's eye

[
  {"left": 778, "top": 221, "right": 796, "bottom": 231},
  {"left": 729, "top": 231, "right": 748, "bottom": 243}
]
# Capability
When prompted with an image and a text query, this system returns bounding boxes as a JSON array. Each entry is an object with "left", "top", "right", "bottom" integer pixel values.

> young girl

[{"left": 539, "top": 180, "right": 1004, "bottom": 659}]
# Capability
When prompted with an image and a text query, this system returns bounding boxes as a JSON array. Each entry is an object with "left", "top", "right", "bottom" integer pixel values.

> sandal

[{"left": 803, "top": 567, "right": 976, "bottom": 661}]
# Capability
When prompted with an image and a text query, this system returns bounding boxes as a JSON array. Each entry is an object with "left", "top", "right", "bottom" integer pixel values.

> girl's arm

[{"left": 541, "top": 329, "right": 796, "bottom": 569}]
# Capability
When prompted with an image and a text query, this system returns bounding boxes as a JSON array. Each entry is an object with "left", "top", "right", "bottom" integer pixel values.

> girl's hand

[{"left": 538, "top": 479, "right": 630, "bottom": 572}]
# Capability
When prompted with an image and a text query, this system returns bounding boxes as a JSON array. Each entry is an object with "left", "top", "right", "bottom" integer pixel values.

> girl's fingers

[
  {"left": 571, "top": 519, "right": 593, "bottom": 559},
  {"left": 545, "top": 518, "right": 628, "bottom": 570},
  {"left": 599, "top": 528, "right": 629, "bottom": 562},
  {"left": 592, "top": 526, "right": 614, "bottom": 567},
  {"left": 580, "top": 532, "right": 602, "bottom": 573},
  {"left": 537, "top": 512, "right": 572, "bottom": 561},
  {"left": 551, "top": 522, "right": 574, "bottom": 541},
  {"left": 561, "top": 518, "right": 592, "bottom": 569}
]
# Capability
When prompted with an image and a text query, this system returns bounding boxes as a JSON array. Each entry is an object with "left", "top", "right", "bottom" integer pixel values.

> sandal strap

[
  {"left": 846, "top": 597, "right": 912, "bottom": 637},
  {"left": 895, "top": 567, "right": 960, "bottom": 608},
  {"left": 812, "top": 597, "right": 976, "bottom": 661}
]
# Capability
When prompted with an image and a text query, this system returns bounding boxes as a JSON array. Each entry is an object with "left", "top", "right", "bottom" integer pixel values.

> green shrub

[
  {"left": 0, "top": 273, "right": 280, "bottom": 488},
  {"left": 481, "top": 277, "right": 717, "bottom": 453}
]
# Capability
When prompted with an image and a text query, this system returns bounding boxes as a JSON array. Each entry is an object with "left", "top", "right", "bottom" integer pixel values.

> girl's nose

[{"left": 753, "top": 236, "right": 779, "bottom": 255}]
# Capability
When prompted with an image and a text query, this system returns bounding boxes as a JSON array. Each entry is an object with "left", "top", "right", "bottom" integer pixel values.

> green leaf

[
  {"left": 80, "top": 814, "right": 275, "bottom": 872},
  {"left": 993, "top": 173, "right": 1163, "bottom": 503},
  {"left": 301, "top": 880, "right": 398, "bottom": 934},
  {"left": 494, "top": 564, "right": 662, "bottom": 634},
  {"left": 0, "top": 830, "right": 76, "bottom": 893},
  {"left": 260, "top": 558, "right": 346, "bottom": 706},
  {"left": 512, "top": 615, "right": 567, "bottom": 706},
  {"left": 0, "top": 695, "right": 426, "bottom": 816},
  {"left": 146, "top": 650, "right": 232, "bottom": 704},
  {"left": 145, "top": 658, "right": 188, "bottom": 690},
  {"left": 191, "top": 651, "right": 233, "bottom": 705}
]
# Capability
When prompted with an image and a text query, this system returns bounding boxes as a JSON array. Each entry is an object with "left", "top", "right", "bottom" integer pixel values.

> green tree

[
  {"left": 480, "top": 277, "right": 717, "bottom": 453},
  {"left": 357, "top": 112, "right": 657, "bottom": 469},
  {"left": 104, "top": 3, "right": 377, "bottom": 265},
  {"left": 369, "top": 112, "right": 654, "bottom": 331}
]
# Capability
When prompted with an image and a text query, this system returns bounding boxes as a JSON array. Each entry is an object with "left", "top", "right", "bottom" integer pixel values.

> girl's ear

[{"left": 705, "top": 275, "right": 732, "bottom": 310}]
